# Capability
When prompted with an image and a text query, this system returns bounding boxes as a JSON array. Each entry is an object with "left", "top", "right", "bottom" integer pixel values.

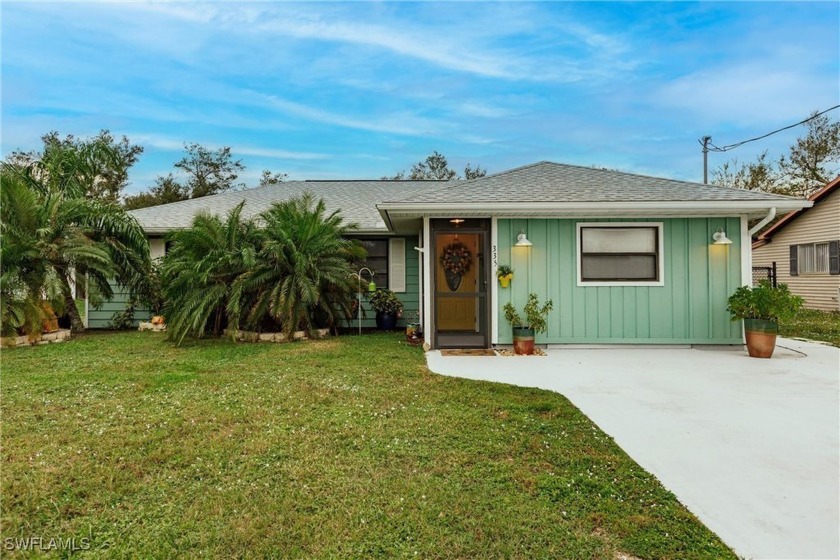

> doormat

[{"left": 440, "top": 349, "right": 497, "bottom": 356}]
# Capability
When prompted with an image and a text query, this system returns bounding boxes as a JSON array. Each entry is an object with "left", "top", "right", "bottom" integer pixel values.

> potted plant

[
  {"left": 368, "top": 289, "right": 403, "bottom": 331},
  {"left": 502, "top": 293, "right": 554, "bottom": 355},
  {"left": 496, "top": 265, "right": 514, "bottom": 288},
  {"left": 726, "top": 281, "right": 803, "bottom": 358}
]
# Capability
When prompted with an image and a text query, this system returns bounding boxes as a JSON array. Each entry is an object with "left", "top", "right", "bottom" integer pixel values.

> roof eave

[
  {"left": 141, "top": 225, "right": 391, "bottom": 236},
  {"left": 377, "top": 200, "right": 812, "bottom": 221}
]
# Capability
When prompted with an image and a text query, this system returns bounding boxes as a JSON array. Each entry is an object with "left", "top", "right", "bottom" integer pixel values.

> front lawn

[
  {"left": 781, "top": 308, "right": 840, "bottom": 347},
  {"left": 1, "top": 332, "right": 733, "bottom": 558}
]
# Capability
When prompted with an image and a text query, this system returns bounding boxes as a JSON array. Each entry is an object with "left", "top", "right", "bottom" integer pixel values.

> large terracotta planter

[
  {"left": 744, "top": 318, "right": 778, "bottom": 359},
  {"left": 512, "top": 327, "right": 535, "bottom": 355}
]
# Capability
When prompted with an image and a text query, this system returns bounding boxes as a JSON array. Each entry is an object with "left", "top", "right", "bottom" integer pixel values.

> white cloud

[
  {"left": 132, "top": 134, "right": 329, "bottom": 160},
  {"left": 658, "top": 63, "right": 838, "bottom": 125}
]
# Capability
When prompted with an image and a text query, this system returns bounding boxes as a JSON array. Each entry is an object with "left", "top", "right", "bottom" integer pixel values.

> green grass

[
  {"left": 1, "top": 332, "right": 734, "bottom": 559},
  {"left": 781, "top": 308, "right": 840, "bottom": 347}
]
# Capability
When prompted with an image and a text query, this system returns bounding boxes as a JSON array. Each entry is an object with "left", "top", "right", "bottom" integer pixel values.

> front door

[{"left": 432, "top": 219, "right": 490, "bottom": 348}]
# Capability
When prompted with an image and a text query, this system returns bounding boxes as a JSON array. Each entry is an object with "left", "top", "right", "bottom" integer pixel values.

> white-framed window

[
  {"left": 355, "top": 237, "right": 408, "bottom": 292},
  {"left": 798, "top": 242, "right": 830, "bottom": 274},
  {"left": 576, "top": 222, "right": 664, "bottom": 286}
]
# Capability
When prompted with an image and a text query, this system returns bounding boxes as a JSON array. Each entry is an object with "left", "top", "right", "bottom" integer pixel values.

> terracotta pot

[
  {"left": 744, "top": 318, "right": 778, "bottom": 359},
  {"left": 512, "top": 327, "right": 535, "bottom": 355}
]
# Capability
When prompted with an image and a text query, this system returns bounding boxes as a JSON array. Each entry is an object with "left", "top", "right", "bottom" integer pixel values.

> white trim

[
  {"left": 422, "top": 216, "right": 432, "bottom": 347},
  {"left": 417, "top": 231, "right": 423, "bottom": 331},
  {"left": 575, "top": 222, "right": 665, "bottom": 287},
  {"left": 741, "top": 215, "right": 751, "bottom": 287},
  {"left": 84, "top": 276, "right": 89, "bottom": 329},
  {"left": 491, "top": 216, "right": 499, "bottom": 345},
  {"left": 378, "top": 199, "right": 811, "bottom": 218}
]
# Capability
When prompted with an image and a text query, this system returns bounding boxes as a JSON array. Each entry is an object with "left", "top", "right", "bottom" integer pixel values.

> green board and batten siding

[
  {"left": 345, "top": 236, "right": 420, "bottom": 330},
  {"left": 89, "top": 236, "right": 420, "bottom": 331},
  {"left": 87, "top": 284, "right": 150, "bottom": 329},
  {"left": 497, "top": 218, "right": 743, "bottom": 344}
]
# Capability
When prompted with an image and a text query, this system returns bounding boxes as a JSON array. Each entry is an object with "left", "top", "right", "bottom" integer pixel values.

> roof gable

[{"left": 757, "top": 176, "right": 840, "bottom": 241}]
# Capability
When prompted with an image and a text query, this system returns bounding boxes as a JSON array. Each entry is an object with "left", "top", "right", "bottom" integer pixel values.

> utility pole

[{"left": 701, "top": 136, "right": 712, "bottom": 184}]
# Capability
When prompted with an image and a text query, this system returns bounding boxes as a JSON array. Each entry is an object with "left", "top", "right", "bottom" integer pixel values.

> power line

[{"left": 700, "top": 105, "right": 840, "bottom": 154}]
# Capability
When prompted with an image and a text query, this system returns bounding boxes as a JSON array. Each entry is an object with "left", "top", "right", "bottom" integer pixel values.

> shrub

[
  {"left": 368, "top": 289, "right": 403, "bottom": 315},
  {"left": 503, "top": 293, "right": 554, "bottom": 333},
  {"left": 727, "top": 281, "right": 804, "bottom": 324}
]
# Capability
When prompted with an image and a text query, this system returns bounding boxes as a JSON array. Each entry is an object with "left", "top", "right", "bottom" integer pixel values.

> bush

[
  {"left": 503, "top": 293, "right": 554, "bottom": 333},
  {"left": 368, "top": 289, "right": 403, "bottom": 315},
  {"left": 727, "top": 281, "right": 804, "bottom": 324}
]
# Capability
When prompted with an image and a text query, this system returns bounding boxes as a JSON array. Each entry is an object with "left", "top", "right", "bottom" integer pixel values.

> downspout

[{"left": 748, "top": 207, "right": 776, "bottom": 237}]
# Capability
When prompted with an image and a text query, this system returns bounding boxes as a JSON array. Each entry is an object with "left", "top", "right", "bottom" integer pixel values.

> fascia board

[{"left": 377, "top": 200, "right": 812, "bottom": 220}]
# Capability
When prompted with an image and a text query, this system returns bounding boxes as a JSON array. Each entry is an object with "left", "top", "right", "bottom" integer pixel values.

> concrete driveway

[{"left": 426, "top": 339, "right": 839, "bottom": 560}]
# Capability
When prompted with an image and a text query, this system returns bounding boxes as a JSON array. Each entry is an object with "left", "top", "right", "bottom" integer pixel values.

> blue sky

[{"left": 2, "top": 2, "right": 838, "bottom": 194}]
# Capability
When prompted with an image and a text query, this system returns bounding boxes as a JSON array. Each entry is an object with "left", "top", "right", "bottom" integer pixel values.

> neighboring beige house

[{"left": 753, "top": 177, "right": 840, "bottom": 311}]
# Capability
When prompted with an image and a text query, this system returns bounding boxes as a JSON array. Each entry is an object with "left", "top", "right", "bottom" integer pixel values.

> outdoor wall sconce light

[
  {"left": 712, "top": 228, "right": 733, "bottom": 245},
  {"left": 514, "top": 230, "right": 533, "bottom": 247}
]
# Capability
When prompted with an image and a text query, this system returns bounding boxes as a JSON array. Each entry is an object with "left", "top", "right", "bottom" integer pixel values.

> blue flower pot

[{"left": 376, "top": 312, "right": 398, "bottom": 330}]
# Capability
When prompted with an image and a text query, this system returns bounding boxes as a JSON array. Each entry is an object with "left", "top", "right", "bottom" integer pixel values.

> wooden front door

[{"left": 432, "top": 219, "right": 490, "bottom": 349}]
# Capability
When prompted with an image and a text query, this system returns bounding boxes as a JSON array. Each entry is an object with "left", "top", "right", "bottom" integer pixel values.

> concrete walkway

[{"left": 426, "top": 339, "right": 840, "bottom": 560}]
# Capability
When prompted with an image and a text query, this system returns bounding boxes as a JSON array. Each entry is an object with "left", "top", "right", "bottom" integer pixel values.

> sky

[{"left": 1, "top": 2, "right": 838, "bottom": 195}]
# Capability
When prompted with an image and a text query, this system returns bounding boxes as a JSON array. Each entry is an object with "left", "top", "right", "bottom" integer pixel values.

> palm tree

[
  {"left": 231, "top": 192, "right": 365, "bottom": 337},
  {"left": 161, "top": 202, "right": 260, "bottom": 344},
  {"left": 1, "top": 163, "right": 150, "bottom": 333}
]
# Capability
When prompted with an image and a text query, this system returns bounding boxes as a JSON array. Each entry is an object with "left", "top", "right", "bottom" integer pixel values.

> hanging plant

[{"left": 440, "top": 242, "right": 472, "bottom": 276}]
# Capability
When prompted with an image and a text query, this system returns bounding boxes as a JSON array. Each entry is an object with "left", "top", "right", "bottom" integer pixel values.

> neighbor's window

[
  {"left": 577, "top": 223, "right": 664, "bottom": 286},
  {"left": 357, "top": 239, "right": 389, "bottom": 288},
  {"left": 797, "top": 242, "right": 830, "bottom": 274}
]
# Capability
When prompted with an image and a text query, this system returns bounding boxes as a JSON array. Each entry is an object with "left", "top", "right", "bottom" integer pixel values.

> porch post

[
  {"left": 422, "top": 216, "right": 432, "bottom": 347},
  {"left": 491, "top": 216, "right": 499, "bottom": 345}
]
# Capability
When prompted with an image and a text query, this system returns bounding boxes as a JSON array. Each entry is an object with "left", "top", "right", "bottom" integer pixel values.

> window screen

[
  {"left": 579, "top": 225, "right": 660, "bottom": 283},
  {"left": 357, "top": 239, "right": 389, "bottom": 288},
  {"left": 798, "top": 243, "right": 830, "bottom": 273}
]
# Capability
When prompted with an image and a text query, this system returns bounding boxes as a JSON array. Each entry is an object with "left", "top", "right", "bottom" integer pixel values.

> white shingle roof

[
  {"left": 384, "top": 161, "right": 802, "bottom": 204},
  {"left": 129, "top": 180, "right": 448, "bottom": 233},
  {"left": 131, "top": 162, "right": 806, "bottom": 233}
]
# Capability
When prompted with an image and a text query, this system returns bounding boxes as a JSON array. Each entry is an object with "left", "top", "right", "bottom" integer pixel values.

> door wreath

[{"left": 440, "top": 241, "right": 472, "bottom": 291}]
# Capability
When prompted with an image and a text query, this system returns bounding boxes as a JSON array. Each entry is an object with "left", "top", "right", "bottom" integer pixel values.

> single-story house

[
  {"left": 98, "top": 161, "right": 811, "bottom": 348},
  {"left": 752, "top": 176, "right": 840, "bottom": 311}
]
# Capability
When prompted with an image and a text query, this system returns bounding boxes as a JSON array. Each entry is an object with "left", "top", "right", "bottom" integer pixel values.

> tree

[
  {"left": 713, "top": 111, "right": 840, "bottom": 198},
  {"left": 778, "top": 112, "right": 840, "bottom": 196},
  {"left": 175, "top": 143, "right": 245, "bottom": 198},
  {"left": 713, "top": 152, "right": 781, "bottom": 194},
  {"left": 161, "top": 202, "right": 261, "bottom": 344},
  {"left": 1, "top": 150, "right": 150, "bottom": 333},
  {"left": 9, "top": 130, "right": 143, "bottom": 204},
  {"left": 382, "top": 151, "right": 487, "bottom": 180},
  {"left": 123, "top": 143, "right": 249, "bottom": 210},
  {"left": 259, "top": 170, "right": 289, "bottom": 187},
  {"left": 124, "top": 174, "right": 189, "bottom": 210},
  {"left": 230, "top": 193, "right": 366, "bottom": 337},
  {"left": 463, "top": 162, "right": 487, "bottom": 180}
]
